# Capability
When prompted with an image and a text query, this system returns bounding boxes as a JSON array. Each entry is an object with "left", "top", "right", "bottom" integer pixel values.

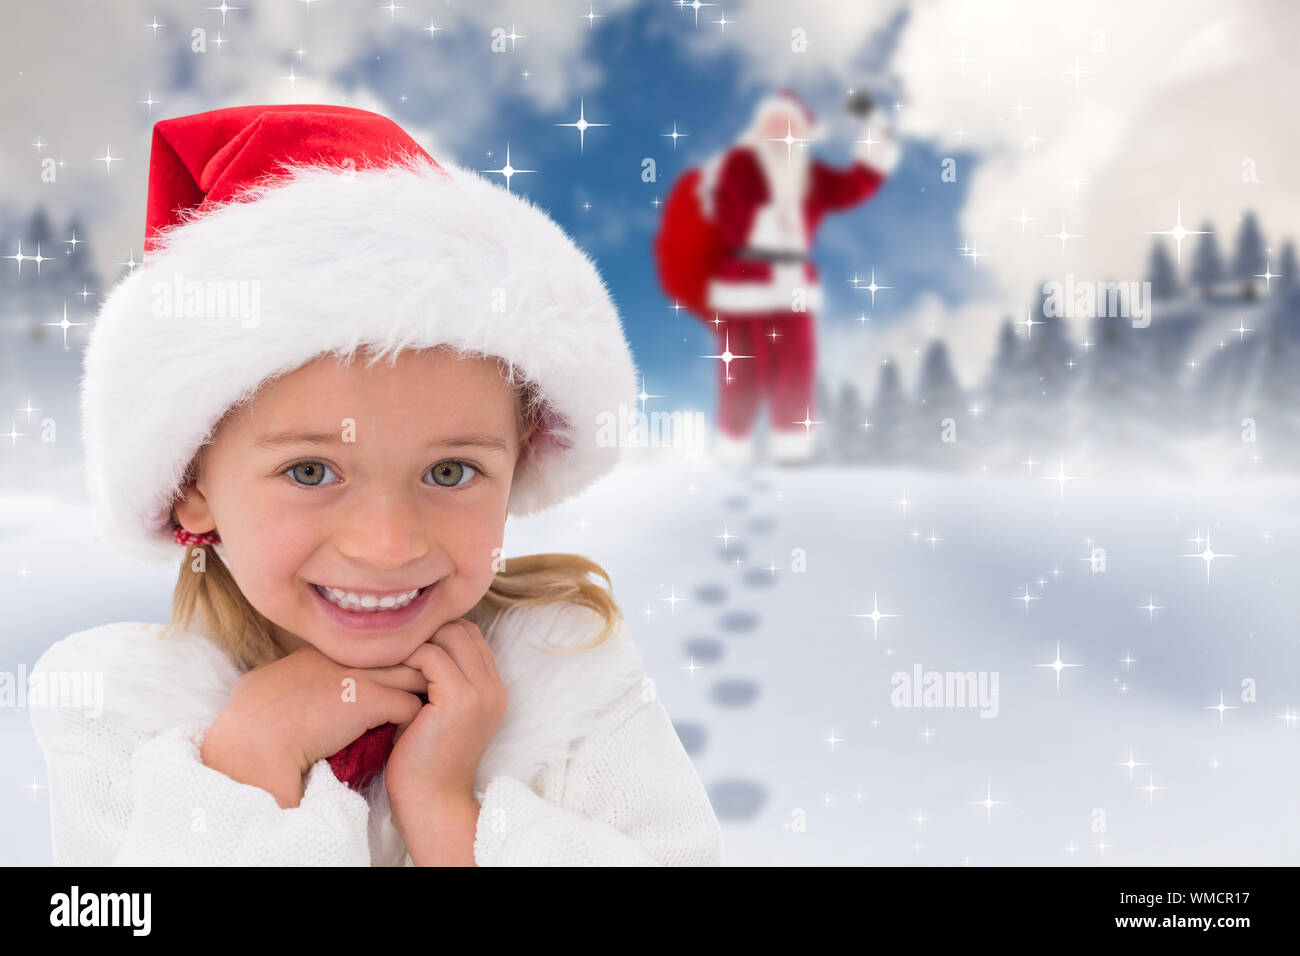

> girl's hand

[
  {"left": 201, "top": 644, "right": 427, "bottom": 807},
  {"left": 384, "top": 618, "right": 508, "bottom": 862}
]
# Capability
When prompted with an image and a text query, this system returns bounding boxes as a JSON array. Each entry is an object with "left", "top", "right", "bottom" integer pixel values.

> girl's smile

[{"left": 308, "top": 577, "right": 439, "bottom": 632}]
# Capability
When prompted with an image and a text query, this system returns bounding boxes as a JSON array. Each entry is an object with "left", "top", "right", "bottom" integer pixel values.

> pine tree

[
  {"left": 1147, "top": 240, "right": 1178, "bottom": 299},
  {"left": 831, "top": 380, "right": 868, "bottom": 463},
  {"left": 866, "top": 357, "right": 908, "bottom": 463},
  {"left": 913, "top": 339, "right": 967, "bottom": 468},
  {"left": 1231, "top": 211, "right": 1266, "bottom": 300},
  {"left": 1190, "top": 225, "right": 1224, "bottom": 298},
  {"left": 1277, "top": 239, "right": 1296, "bottom": 292},
  {"left": 811, "top": 373, "right": 833, "bottom": 462}
]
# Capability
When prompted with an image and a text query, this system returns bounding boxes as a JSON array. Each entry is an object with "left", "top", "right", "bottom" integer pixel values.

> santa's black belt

[{"left": 734, "top": 248, "right": 808, "bottom": 264}]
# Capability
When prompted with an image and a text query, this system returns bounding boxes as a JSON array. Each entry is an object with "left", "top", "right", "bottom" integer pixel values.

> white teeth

[{"left": 316, "top": 585, "right": 423, "bottom": 612}]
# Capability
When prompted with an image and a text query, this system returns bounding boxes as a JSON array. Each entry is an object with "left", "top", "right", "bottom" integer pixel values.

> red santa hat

[{"left": 81, "top": 104, "right": 638, "bottom": 564}]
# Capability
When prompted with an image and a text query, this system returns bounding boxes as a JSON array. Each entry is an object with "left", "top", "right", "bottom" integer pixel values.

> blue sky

[{"left": 351, "top": 2, "right": 989, "bottom": 414}]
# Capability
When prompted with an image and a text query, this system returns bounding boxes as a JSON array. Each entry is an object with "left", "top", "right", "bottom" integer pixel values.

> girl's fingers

[
  {"left": 402, "top": 641, "right": 474, "bottom": 704},
  {"left": 369, "top": 684, "right": 424, "bottom": 728},
  {"left": 431, "top": 619, "right": 497, "bottom": 683},
  {"left": 352, "top": 661, "right": 428, "bottom": 694}
]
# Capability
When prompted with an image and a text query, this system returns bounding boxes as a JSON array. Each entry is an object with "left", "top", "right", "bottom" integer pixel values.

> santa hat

[{"left": 81, "top": 104, "right": 638, "bottom": 564}]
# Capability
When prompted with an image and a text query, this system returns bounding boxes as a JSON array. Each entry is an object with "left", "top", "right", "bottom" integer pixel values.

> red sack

[{"left": 653, "top": 166, "right": 727, "bottom": 324}]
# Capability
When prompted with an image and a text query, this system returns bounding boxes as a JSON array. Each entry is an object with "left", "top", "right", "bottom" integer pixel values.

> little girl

[{"left": 29, "top": 104, "right": 722, "bottom": 866}]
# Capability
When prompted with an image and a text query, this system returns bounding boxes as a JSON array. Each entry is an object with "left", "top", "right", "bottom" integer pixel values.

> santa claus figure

[{"left": 700, "top": 88, "right": 899, "bottom": 467}]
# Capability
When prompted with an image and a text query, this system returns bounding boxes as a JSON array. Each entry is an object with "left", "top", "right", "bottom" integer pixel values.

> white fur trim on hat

[{"left": 81, "top": 155, "right": 638, "bottom": 563}]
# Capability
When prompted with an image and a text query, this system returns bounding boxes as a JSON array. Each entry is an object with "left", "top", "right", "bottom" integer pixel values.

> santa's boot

[
  {"left": 769, "top": 428, "right": 815, "bottom": 467},
  {"left": 714, "top": 429, "right": 756, "bottom": 469}
]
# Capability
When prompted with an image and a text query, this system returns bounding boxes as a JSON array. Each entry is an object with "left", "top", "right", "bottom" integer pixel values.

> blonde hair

[{"left": 160, "top": 352, "right": 624, "bottom": 671}]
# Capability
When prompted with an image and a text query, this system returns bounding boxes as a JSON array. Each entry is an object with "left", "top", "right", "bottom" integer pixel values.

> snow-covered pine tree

[
  {"left": 1147, "top": 239, "right": 1178, "bottom": 300},
  {"left": 1072, "top": 311, "right": 1180, "bottom": 473},
  {"left": 970, "top": 317, "right": 1022, "bottom": 468},
  {"left": 1190, "top": 224, "right": 1224, "bottom": 299},
  {"left": 1231, "top": 211, "right": 1267, "bottom": 301},
  {"left": 865, "top": 357, "right": 908, "bottom": 465},
  {"left": 912, "top": 338, "right": 970, "bottom": 470},
  {"left": 810, "top": 372, "right": 834, "bottom": 463},
  {"left": 1235, "top": 285, "right": 1300, "bottom": 471},
  {"left": 831, "top": 379, "right": 868, "bottom": 463},
  {"left": 1276, "top": 239, "right": 1295, "bottom": 293}
]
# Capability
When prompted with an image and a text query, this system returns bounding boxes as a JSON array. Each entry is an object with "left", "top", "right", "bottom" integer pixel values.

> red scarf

[{"left": 327, "top": 723, "right": 398, "bottom": 791}]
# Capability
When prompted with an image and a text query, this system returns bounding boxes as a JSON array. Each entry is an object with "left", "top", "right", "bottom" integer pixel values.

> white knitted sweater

[{"left": 29, "top": 601, "right": 723, "bottom": 866}]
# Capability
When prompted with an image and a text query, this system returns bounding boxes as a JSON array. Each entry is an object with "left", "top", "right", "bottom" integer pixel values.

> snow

[{"left": 5, "top": 450, "right": 1298, "bottom": 865}]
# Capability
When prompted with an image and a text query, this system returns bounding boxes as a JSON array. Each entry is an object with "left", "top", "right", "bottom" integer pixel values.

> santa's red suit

[{"left": 702, "top": 105, "right": 898, "bottom": 465}]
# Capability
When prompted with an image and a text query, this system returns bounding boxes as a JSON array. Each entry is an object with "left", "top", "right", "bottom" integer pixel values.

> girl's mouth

[{"left": 308, "top": 581, "right": 437, "bottom": 631}]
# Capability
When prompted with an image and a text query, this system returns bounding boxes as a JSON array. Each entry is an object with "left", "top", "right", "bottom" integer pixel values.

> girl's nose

[{"left": 335, "top": 486, "right": 431, "bottom": 570}]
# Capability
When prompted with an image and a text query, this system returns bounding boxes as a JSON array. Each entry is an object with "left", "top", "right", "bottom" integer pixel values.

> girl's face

[{"left": 174, "top": 347, "right": 530, "bottom": 669}]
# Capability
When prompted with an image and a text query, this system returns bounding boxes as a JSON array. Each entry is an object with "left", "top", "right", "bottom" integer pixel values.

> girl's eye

[
  {"left": 281, "top": 459, "right": 480, "bottom": 489},
  {"left": 284, "top": 460, "right": 339, "bottom": 487},
  {"left": 426, "top": 460, "right": 480, "bottom": 488}
]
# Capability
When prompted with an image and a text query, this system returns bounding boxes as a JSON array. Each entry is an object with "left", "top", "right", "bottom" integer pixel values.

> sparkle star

[
  {"left": 852, "top": 592, "right": 900, "bottom": 640},
  {"left": 700, "top": 329, "right": 754, "bottom": 384},
  {"left": 1138, "top": 773, "right": 1167, "bottom": 804},
  {"left": 1255, "top": 259, "right": 1279, "bottom": 291},
  {"left": 659, "top": 586, "right": 687, "bottom": 614},
  {"left": 1047, "top": 218, "right": 1082, "bottom": 254},
  {"left": 1042, "top": 458, "right": 1083, "bottom": 500},
  {"left": 504, "top": 22, "right": 526, "bottom": 50},
  {"left": 792, "top": 407, "right": 822, "bottom": 433},
  {"left": 1035, "top": 641, "right": 1082, "bottom": 690},
  {"left": 1205, "top": 691, "right": 1239, "bottom": 726},
  {"left": 765, "top": 116, "right": 808, "bottom": 164},
  {"left": 962, "top": 243, "right": 989, "bottom": 269},
  {"left": 1009, "top": 201, "right": 1040, "bottom": 235},
  {"left": 42, "top": 301, "right": 88, "bottom": 349},
  {"left": 1147, "top": 200, "right": 1209, "bottom": 267},
  {"left": 854, "top": 268, "right": 892, "bottom": 307},
  {"left": 481, "top": 142, "right": 536, "bottom": 192},
  {"left": 636, "top": 374, "right": 664, "bottom": 413},
  {"left": 968, "top": 780, "right": 1009, "bottom": 824},
  {"left": 661, "top": 121, "right": 689, "bottom": 149},
  {"left": 94, "top": 146, "right": 120, "bottom": 174},
  {"left": 1182, "top": 533, "right": 1234, "bottom": 582},
  {"left": 1019, "top": 309, "right": 1040, "bottom": 338},
  {"left": 206, "top": 1, "right": 241, "bottom": 27},
  {"left": 674, "top": 0, "right": 718, "bottom": 29},
  {"left": 2, "top": 421, "right": 27, "bottom": 446},
  {"left": 1063, "top": 57, "right": 1089, "bottom": 89},
  {"left": 554, "top": 96, "right": 609, "bottom": 153},
  {"left": 1014, "top": 584, "right": 1038, "bottom": 612},
  {"left": 1116, "top": 748, "right": 1147, "bottom": 780},
  {"left": 279, "top": 64, "right": 306, "bottom": 90},
  {"left": 1138, "top": 595, "right": 1162, "bottom": 621}
]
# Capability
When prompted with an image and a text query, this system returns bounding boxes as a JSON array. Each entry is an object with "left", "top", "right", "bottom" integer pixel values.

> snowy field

[{"left": 3, "top": 448, "right": 1298, "bottom": 866}]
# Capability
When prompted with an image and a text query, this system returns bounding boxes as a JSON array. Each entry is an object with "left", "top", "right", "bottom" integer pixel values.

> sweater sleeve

[
  {"left": 471, "top": 686, "right": 723, "bottom": 866},
  {"left": 808, "top": 115, "right": 897, "bottom": 214},
  {"left": 30, "top": 701, "right": 373, "bottom": 866}
]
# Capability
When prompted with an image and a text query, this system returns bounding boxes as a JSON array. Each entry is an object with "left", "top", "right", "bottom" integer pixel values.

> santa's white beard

[{"left": 755, "top": 143, "right": 810, "bottom": 203}]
